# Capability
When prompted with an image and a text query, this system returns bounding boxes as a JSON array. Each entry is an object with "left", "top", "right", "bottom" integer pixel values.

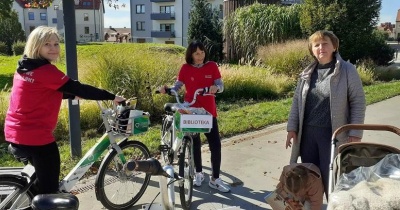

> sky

[
  {"left": 379, "top": 0, "right": 400, "bottom": 23},
  {"left": 103, "top": 0, "right": 400, "bottom": 29},
  {"left": 103, "top": 0, "right": 131, "bottom": 29}
]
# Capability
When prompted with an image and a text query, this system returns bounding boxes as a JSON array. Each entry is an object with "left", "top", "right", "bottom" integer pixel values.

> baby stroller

[{"left": 328, "top": 124, "right": 400, "bottom": 209}]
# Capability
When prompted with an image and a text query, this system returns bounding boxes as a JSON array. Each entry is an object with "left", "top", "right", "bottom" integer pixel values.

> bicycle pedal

[{"left": 159, "top": 145, "right": 170, "bottom": 152}]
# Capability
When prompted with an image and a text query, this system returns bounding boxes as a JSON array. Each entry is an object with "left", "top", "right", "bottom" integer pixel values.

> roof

[
  {"left": 14, "top": 0, "right": 101, "bottom": 10},
  {"left": 104, "top": 27, "right": 131, "bottom": 34},
  {"left": 397, "top": 9, "right": 400, "bottom": 22}
]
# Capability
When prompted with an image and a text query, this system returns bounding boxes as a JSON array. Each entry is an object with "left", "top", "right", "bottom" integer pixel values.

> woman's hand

[
  {"left": 113, "top": 95, "right": 126, "bottom": 104},
  {"left": 286, "top": 131, "right": 297, "bottom": 149},
  {"left": 348, "top": 136, "right": 361, "bottom": 143},
  {"left": 209, "top": 85, "right": 219, "bottom": 94},
  {"left": 158, "top": 85, "right": 167, "bottom": 94}
]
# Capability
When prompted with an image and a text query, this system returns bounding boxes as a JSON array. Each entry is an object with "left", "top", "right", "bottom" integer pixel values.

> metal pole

[
  {"left": 93, "top": 0, "right": 97, "bottom": 41},
  {"left": 63, "top": 0, "right": 82, "bottom": 157}
]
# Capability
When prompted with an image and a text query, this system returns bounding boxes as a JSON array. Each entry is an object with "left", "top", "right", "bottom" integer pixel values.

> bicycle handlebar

[{"left": 156, "top": 87, "right": 215, "bottom": 108}]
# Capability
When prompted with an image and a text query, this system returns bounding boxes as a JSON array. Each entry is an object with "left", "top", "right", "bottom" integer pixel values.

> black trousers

[
  {"left": 192, "top": 117, "right": 222, "bottom": 179},
  {"left": 300, "top": 125, "right": 332, "bottom": 200},
  {"left": 11, "top": 141, "right": 60, "bottom": 194}
]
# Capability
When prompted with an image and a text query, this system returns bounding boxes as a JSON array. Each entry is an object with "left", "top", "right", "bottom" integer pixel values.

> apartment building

[
  {"left": 130, "top": 0, "right": 223, "bottom": 47},
  {"left": 12, "top": 0, "right": 105, "bottom": 43}
]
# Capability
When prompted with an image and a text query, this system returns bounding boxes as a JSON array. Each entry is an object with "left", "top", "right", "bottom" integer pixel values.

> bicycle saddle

[
  {"left": 164, "top": 103, "right": 178, "bottom": 113},
  {"left": 8, "top": 144, "right": 30, "bottom": 165},
  {"left": 31, "top": 193, "right": 79, "bottom": 210}
]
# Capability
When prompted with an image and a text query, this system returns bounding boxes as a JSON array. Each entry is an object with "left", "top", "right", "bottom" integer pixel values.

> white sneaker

[
  {"left": 209, "top": 178, "right": 230, "bottom": 193},
  {"left": 194, "top": 172, "right": 204, "bottom": 187}
]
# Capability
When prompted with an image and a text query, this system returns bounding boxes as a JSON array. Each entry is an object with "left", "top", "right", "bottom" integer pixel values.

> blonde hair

[
  {"left": 308, "top": 30, "right": 339, "bottom": 57},
  {"left": 24, "top": 26, "right": 60, "bottom": 59},
  {"left": 285, "top": 166, "right": 309, "bottom": 194}
]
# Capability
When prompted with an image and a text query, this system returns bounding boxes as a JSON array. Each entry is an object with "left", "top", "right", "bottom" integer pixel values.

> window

[
  {"left": 28, "top": 12, "right": 34, "bottom": 20},
  {"left": 160, "top": 6, "right": 174, "bottom": 13},
  {"left": 84, "top": 13, "right": 89, "bottom": 21},
  {"left": 52, "top": 18, "right": 57, "bottom": 24},
  {"left": 29, "top": 26, "right": 35, "bottom": 33},
  {"left": 84, "top": 27, "right": 90, "bottom": 34},
  {"left": 137, "top": 38, "right": 146, "bottom": 43},
  {"left": 160, "top": 24, "right": 174, "bottom": 32},
  {"left": 136, "top": 5, "right": 145, "bottom": 14},
  {"left": 136, "top": 21, "right": 145, "bottom": 31},
  {"left": 40, "top": 13, "right": 47, "bottom": 20},
  {"left": 165, "top": 41, "right": 174, "bottom": 44},
  {"left": 82, "top": 1, "right": 92, "bottom": 6}
]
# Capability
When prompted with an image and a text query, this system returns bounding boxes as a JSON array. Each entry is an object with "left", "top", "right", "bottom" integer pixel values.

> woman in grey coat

[{"left": 285, "top": 30, "right": 366, "bottom": 199}]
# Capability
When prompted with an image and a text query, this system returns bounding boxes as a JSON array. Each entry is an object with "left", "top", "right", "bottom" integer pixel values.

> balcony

[
  {"left": 151, "top": 30, "right": 175, "bottom": 38},
  {"left": 150, "top": 0, "right": 175, "bottom": 2},
  {"left": 151, "top": 12, "right": 175, "bottom": 20}
]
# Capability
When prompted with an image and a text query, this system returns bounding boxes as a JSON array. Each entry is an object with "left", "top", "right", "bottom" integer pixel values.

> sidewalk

[{"left": 75, "top": 96, "right": 400, "bottom": 210}]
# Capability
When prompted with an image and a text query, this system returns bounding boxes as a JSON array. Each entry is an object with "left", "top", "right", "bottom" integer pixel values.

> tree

[
  {"left": 0, "top": 0, "right": 13, "bottom": 18},
  {"left": 300, "top": 0, "right": 386, "bottom": 64},
  {"left": 0, "top": 11, "right": 26, "bottom": 55},
  {"left": 187, "top": 0, "right": 223, "bottom": 62}
]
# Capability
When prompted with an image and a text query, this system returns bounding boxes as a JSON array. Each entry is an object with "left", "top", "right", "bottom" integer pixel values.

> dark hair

[
  {"left": 284, "top": 166, "right": 309, "bottom": 194},
  {"left": 185, "top": 40, "right": 207, "bottom": 64}
]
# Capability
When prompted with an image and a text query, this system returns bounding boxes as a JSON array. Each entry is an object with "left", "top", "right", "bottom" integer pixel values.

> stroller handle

[{"left": 332, "top": 124, "right": 400, "bottom": 140}]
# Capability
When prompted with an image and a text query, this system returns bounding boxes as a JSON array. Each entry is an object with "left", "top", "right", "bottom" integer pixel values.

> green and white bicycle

[
  {"left": 149, "top": 88, "right": 214, "bottom": 210},
  {"left": 0, "top": 99, "right": 152, "bottom": 210}
]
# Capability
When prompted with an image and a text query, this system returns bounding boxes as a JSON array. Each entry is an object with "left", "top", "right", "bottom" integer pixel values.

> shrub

[
  {"left": 78, "top": 43, "right": 185, "bottom": 122},
  {"left": 356, "top": 59, "right": 376, "bottom": 86},
  {"left": 219, "top": 64, "right": 295, "bottom": 101},
  {"left": 257, "top": 39, "right": 314, "bottom": 78},
  {"left": 373, "top": 65, "right": 400, "bottom": 82},
  {"left": 12, "top": 41, "right": 25, "bottom": 56},
  {"left": 0, "top": 42, "right": 7, "bottom": 55}
]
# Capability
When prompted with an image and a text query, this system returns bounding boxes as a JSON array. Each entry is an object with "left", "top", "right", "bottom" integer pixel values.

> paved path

[{"left": 75, "top": 95, "right": 400, "bottom": 210}]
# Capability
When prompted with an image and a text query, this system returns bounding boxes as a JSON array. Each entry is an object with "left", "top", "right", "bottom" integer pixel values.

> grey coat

[{"left": 287, "top": 53, "right": 366, "bottom": 164}]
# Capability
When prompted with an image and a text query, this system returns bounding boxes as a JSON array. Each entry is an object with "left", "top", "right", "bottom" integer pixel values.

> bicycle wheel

[
  {"left": 178, "top": 137, "right": 194, "bottom": 210},
  {"left": 0, "top": 176, "right": 34, "bottom": 210},
  {"left": 161, "top": 116, "right": 174, "bottom": 164},
  {"left": 95, "top": 140, "right": 151, "bottom": 210}
]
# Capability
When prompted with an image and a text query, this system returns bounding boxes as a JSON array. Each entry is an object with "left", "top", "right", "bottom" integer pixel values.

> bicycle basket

[
  {"left": 115, "top": 109, "right": 150, "bottom": 135},
  {"left": 174, "top": 107, "right": 212, "bottom": 133}
]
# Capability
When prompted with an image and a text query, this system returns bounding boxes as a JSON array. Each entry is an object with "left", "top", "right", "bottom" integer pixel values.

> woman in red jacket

[
  {"left": 159, "top": 41, "right": 230, "bottom": 193},
  {"left": 4, "top": 26, "right": 125, "bottom": 194}
]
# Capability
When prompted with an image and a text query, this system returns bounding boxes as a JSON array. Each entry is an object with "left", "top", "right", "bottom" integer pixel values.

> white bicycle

[{"left": 127, "top": 88, "right": 214, "bottom": 210}]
